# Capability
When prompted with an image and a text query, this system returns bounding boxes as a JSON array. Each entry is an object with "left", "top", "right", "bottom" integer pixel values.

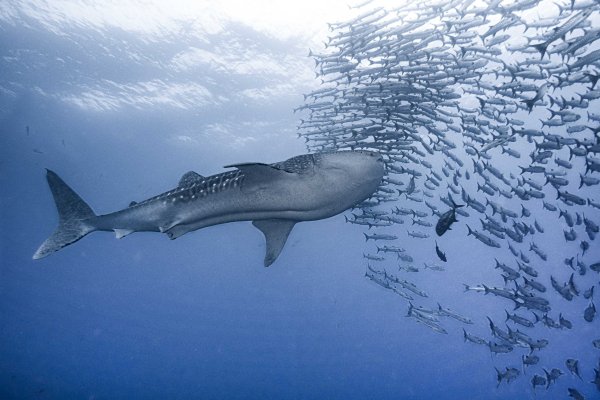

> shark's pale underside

[{"left": 33, "top": 151, "right": 384, "bottom": 266}]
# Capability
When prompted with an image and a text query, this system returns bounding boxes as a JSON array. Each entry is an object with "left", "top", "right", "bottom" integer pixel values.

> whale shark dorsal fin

[
  {"left": 225, "top": 163, "right": 293, "bottom": 187},
  {"left": 252, "top": 219, "right": 296, "bottom": 267},
  {"left": 178, "top": 171, "right": 204, "bottom": 188}
]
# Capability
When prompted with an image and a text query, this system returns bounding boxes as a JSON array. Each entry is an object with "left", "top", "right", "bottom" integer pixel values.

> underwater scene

[{"left": 1, "top": 0, "right": 600, "bottom": 399}]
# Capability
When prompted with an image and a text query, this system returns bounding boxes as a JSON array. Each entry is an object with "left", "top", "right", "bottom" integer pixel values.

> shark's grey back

[{"left": 271, "top": 153, "right": 321, "bottom": 174}]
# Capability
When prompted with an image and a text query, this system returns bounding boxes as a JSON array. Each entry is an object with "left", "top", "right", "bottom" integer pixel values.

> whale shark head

[
  {"left": 316, "top": 150, "right": 385, "bottom": 205},
  {"left": 319, "top": 150, "right": 384, "bottom": 179}
]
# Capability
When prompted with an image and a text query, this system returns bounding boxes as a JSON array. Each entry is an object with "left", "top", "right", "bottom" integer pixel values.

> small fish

[
  {"left": 407, "top": 230, "right": 429, "bottom": 239},
  {"left": 531, "top": 374, "right": 547, "bottom": 390},
  {"left": 424, "top": 262, "right": 444, "bottom": 271},
  {"left": 505, "top": 310, "right": 534, "bottom": 328},
  {"left": 435, "top": 241, "right": 447, "bottom": 262},
  {"left": 435, "top": 194, "right": 463, "bottom": 236},
  {"left": 466, "top": 225, "right": 501, "bottom": 248},
  {"left": 523, "top": 276, "right": 546, "bottom": 293},
  {"left": 376, "top": 245, "right": 405, "bottom": 254},
  {"left": 568, "top": 273, "right": 580, "bottom": 296},
  {"left": 593, "top": 364, "right": 600, "bottom": 392},
  {"left": 567, "top": 388, "right": 585, "bottom": 400},
  {"left": 565, "top": 359, "right": 582, "bottom": 380},
  {"left": 495, "top": 367, "right": 520, "bottom": 387},
  {"left": 581, "top": 241, "right": 590, "bottom": 255},
  {"left": 397, "top": 253, "right": 414, "bottom": 263},
  {"left": 364, "top": 233, "right": 398, "bottom": 241},
  {"left": 544, "top": 368, "right": 563, "bottom": 388},
  {"left": 437, "top": 304, "right": 472, "bottom": 324},
  {"left": 463, "top": 284, "right": 486, "bottom": 292},
  {"left": 584, "top": 301, "right": 596, "bottom": 322},
  {"left": 463, "top": 329, "right": 487, "bottom": 345},
  {"left": 363, "top": 253, "right": 384, "bottom": 261},
  {"left": 488, "top": 341, "right": 513, "bottom": 354},
  {"left": 559, "top": 314, "right": 573, "bottom": 329},
  {"left": 522, "top": 354, "right": 539, "bottom": 368}
]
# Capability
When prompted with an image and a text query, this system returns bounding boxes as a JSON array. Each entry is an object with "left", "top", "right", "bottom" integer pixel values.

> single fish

[
  {"left": 435, "top": 241, "right": 447, "bottom": 262},
  {"left": 435, "top": 194, "right": 464, "bottom": 236}
]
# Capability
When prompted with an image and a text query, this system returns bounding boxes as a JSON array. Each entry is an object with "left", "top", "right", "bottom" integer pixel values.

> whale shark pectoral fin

[
  {"left": 225, "top": 163, "right": 294, "bottom": 188},
  {"left": 252, "top": 219, "right": 296, "bottom": 267}
]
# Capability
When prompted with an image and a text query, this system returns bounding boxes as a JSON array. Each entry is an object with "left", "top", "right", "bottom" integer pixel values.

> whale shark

[{"left": 33, "top": 151, "right": 384, "bottom": 266}]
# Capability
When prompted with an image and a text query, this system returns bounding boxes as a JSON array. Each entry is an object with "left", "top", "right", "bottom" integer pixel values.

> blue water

[{"left": 1, "top": 2, "right": 599, "bottom": 399}]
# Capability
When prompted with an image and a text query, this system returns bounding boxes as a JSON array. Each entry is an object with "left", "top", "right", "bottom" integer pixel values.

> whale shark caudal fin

[
  {"left": 32, "top": 169, "right": 97, "bottom": 260},
  {"left": 252, "top": 219, "right": 296, "bottom": 267}
]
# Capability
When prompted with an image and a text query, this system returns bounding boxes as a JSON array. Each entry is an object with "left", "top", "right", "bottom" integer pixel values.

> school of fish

[{"left": 296, "top": 0, "right": 600, "bottom": 397}]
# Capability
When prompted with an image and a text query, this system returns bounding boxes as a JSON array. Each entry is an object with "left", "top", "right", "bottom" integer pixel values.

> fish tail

[
  {"left": 531, "top": 42, "right": 547, "bottom": 59},
  {"left": 476, "top": 96, "right": 485, "bottom": 109},
  {"left": 466, "top": 224, "right": 473, "bottom": 236},
  {"left": 33, "top": 170, "right": 97, "bottom": 260},
  {"left": 363, "top": 233, "right": 369, "bottom": 242},
  {"left": 448, "top": 193, "right": 463, "bottom": 208},
  {"left": 522, "top": 98, "right": 535, "bottom": 113}
]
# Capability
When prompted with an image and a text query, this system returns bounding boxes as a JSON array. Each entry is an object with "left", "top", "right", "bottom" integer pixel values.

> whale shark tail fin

[{"left": 33, "top": 169, "right": 97, "bottom": 259}]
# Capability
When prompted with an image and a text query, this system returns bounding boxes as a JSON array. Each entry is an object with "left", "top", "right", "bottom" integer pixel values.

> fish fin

[
  {"left": 114, "top": 229, "right": 134, "bottom": 239},
  {"left": 165, "top": 224, "right": 192, "bottom": 240},
  {"left": 33, "top": 170, "right": 97, "bottom": 259},
  {"left": 178, "top": 171, "right": 205, "bottom": 188},
  {"left": 466, "top": 224, "right": 473, "bottom": 236},
  {"left": 225, "top": 163, "right": 294, "bottom": 190},
  {"left": 252, "top": 219, "right": 296, "bottom": 267},
  {"left": 159, "top": 219, "right": 181, "bottom": 233}
]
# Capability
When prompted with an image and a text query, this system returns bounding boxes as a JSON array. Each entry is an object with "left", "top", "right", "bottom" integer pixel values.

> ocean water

[{"left": 2, "top": 1, "right": 600, "bottom": 399}]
